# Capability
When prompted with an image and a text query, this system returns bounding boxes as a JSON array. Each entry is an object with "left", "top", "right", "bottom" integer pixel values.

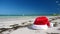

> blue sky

[{"left": 0, "top": 0, "right": 60, "bottom": 15}]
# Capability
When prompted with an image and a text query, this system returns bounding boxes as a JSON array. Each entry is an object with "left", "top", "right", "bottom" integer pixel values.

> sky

[{"left": 0, "top": 0, "right": 60, "bottom": 15}]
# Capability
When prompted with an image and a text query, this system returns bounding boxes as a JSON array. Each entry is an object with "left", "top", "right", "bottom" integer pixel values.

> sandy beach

[{"left": 0, "top": 16, "right": 60, "bottom": 34}]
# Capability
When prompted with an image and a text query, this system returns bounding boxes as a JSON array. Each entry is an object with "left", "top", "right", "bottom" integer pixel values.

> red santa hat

[{"left": 34, "top": 16, "right": 50, "bottom": 27}]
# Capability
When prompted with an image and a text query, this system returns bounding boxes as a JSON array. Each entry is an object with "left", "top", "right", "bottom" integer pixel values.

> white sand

[{"left": 0, "top": 16, "right": 60, "bottom": 34}]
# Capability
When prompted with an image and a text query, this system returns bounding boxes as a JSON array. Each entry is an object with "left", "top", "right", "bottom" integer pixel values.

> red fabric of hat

[{"left": 34, "top": 16, "right": 50, "bottom": 27}]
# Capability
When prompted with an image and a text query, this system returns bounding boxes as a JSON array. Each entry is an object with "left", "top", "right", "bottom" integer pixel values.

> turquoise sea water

[
  {"left": 0, "top": 15, "right": 58, "bottom": 18},
  {"left": 0, "top": 16, "right": 37, "bottom": 18}
]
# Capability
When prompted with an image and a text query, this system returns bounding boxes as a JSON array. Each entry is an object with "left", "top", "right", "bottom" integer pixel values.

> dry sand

[{"left": 0, "top": 16, "right": 60, "bottom": 34}]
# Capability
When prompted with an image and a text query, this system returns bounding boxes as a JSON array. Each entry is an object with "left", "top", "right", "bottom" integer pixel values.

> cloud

[{"left": 56, "top": 1, "right": 59, "bottom": 3}]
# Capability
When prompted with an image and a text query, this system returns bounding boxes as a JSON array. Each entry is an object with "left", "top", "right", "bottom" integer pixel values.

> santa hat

[{"left": 34, "top": 16, "right": 50, "bottom": 27}]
